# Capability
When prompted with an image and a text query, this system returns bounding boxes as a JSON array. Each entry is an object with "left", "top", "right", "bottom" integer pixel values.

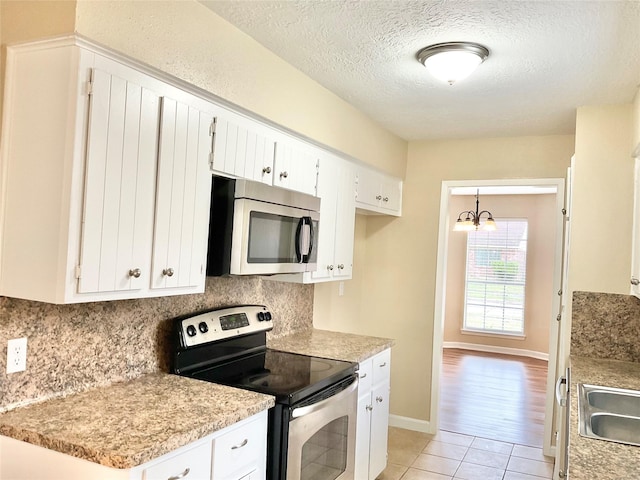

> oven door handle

[{"left": 291, "top": 376, "right": 359, "bottom": 419}]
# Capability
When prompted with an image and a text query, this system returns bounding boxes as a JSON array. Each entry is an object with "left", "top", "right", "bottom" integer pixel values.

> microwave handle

[{"left": 295, "top": 216, "right": 313, "bottom": 263}]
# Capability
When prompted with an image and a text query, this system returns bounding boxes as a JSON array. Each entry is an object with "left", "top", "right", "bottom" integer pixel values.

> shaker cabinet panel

[
  {"left": 78, "top": 69, "right": 159, "bottom": 294},
  {"left": 151, "top": 97, "right": 213, "bottom": 290}
]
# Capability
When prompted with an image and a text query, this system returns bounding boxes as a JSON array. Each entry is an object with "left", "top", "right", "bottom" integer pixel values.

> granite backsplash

[
  {"left": 571, "top": 291, "right": 640, "bottom": 362},
  {"left": 0, "top": 276, "right": 313, "bottom": 411}
]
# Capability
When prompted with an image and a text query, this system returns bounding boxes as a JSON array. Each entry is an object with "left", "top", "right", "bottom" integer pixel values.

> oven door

[
  {"left": 286, "top": 376, "right": 358, "bottom": 480},
  {"left": 231, "top": 198, "right": 319, "bottom": 275}
]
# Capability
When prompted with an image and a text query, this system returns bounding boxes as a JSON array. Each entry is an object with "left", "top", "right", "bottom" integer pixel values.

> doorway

[{"left": 430, "top": 179, "right": 565, "bottom": 457}]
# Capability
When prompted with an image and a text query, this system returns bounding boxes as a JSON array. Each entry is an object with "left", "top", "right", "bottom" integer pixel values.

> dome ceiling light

[{"left": 417, "top": 42, "right": 490, "bottom": 85}]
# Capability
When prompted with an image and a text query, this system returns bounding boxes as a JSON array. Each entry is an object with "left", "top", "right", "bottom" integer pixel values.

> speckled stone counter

[
  {"left": 569, "top": 356, "right": 640, "bottom": 479},
  {"left": 267, "top": 328, "right": 394, "bottom": 363},
  {"left": 0, "top": 373, "right": 274, "bottom": 469}
]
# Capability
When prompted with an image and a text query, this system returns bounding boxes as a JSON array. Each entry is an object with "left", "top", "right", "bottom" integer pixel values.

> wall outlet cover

[{"left": 7, "top": 337, "right": 27, "bottom": 374}]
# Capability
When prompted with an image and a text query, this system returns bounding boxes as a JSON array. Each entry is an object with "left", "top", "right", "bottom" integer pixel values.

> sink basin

[{"left": 578, "top": 384, "right": 640, "bottom": 447}]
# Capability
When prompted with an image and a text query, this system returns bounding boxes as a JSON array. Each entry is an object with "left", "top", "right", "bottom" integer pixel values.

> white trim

[
  {"left": 431, "top": 177, "right": 565, "bottom": 458},
  {"left": 460, "top": 329, "right": 526, "bottom": 340},
  {"left": 389, "top": 414, "right": 433, "bottom": 434},
  {"left": 443, "top": 342, "right": 549, "bottom": 361}
]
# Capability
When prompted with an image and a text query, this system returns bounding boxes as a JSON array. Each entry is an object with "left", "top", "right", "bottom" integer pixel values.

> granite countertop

[
  {"left": 0, "top": 373, "right": 274, "bottom": 469},
  {"left": 569, "top": 356, "right": 640, "bottom": 479},
  {"left": 268, "top": 328, "right": 394, "bottom": 363}
]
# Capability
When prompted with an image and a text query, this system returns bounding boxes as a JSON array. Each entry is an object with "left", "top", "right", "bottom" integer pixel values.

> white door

[
  {"left": 151, "top": 96, "right": 213, "bottom": 290},
  {"left": 78, "top": 68, "right": 159, "bottom": 294},
  {"left": 332, "top": 161, "right": 357, "bottom": 279}
]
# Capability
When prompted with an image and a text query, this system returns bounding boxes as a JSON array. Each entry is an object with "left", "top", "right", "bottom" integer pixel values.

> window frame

[{"left": 462, "top": 217, "right": 528, "bottom": 337}]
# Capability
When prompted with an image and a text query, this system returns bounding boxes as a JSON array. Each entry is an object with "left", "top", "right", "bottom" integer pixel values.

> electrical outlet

[{"left": 6, "top": 337, "right": 27, "bottom": 374}]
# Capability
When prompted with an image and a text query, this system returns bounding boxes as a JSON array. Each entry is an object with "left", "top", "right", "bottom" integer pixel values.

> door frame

[{"left": 431, "top": 177, "right": 565, "bottom": 457}]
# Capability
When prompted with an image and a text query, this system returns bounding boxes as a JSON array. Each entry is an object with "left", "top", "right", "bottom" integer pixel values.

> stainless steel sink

[{"left": 578, "top": 384, "right": 640, "bottom": 447}]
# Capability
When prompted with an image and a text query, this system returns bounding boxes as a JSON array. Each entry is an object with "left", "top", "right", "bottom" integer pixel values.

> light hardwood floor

[{"left": 439, "top": 348, "right": 548, "bottom": 447}]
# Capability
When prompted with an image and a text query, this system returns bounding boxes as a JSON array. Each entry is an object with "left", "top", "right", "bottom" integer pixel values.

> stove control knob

[
  {"left": 265, "top": 311, "right": 272, "bottom": 321},
  {"left": 257, "top": 312, "right": 265, "bottom": 321},
  {"left": 198, "top": 322, "right": 208, "bottom": 333},
  {"left": 186, "top": 325, "right": 197, "bottom": 337}
]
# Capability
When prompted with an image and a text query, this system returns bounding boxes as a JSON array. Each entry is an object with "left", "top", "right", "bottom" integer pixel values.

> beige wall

[
  {"left": 316, "top": 135, "right": 573, "bottom": 422},
  {"left": 444, "top": 194, "right": 556, "bottom": 355},
  {"left": 634, "top": 89, "right": 640, "bottom": 151},
  {"left": 569, "top": 105, "right": 634, "bottom": 294}
]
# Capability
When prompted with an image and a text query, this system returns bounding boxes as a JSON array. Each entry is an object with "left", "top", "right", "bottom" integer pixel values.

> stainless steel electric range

[{"left": 171, "top": 305, "right": 358, "bottom": 480}]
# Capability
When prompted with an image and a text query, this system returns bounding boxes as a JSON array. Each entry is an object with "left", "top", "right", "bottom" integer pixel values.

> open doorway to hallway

[{"left": 431, "top": 180, "right": 565, "bottom": 458}]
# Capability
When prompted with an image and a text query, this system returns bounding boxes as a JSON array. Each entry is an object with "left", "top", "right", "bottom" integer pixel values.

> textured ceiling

[{"left": 201, "top": 0, "right": 640, "bottom": 141}]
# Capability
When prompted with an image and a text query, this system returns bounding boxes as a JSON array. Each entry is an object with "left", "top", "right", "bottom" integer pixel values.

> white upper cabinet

[
  {"left": 310, "top": 154, "right": 356, "bottom": 282},
  {"left": 210, "top": 110, "right": 276, "bottom": 185},
  {"left": 0, "top": 37, "right": 215, "bottom": 303},
  {"left": 355, "top": 165, "right": 403, "bottom": 216},
  {"left": 631, "top": 155, "right": 640, "bottom": 297},
  {"left": 273, "top": 139, "right": 318, "bottom": 196},
  {"left": 151, "top": 97, "right": 214, "bottom": 290}
]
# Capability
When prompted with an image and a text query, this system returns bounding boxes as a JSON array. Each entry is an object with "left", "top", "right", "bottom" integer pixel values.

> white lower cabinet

[
  {"left": 0, "top": 412, "right": 267, "bottom": 480},
  {"left": 355, "top": 349, "right": 391, "bottom": 480}
]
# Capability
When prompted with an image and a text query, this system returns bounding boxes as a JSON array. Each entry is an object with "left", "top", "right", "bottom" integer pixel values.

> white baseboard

[
  {"left": 443, "top": 341, "right": 549, "bottom": 361},
  {"left": 389, "top": 414, "right": 434, "bottom": 434}
]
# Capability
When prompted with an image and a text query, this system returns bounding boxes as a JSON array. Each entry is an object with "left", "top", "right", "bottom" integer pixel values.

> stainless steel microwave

[{"left": 207, "top": 176, "right": 320, "bottom": 276}]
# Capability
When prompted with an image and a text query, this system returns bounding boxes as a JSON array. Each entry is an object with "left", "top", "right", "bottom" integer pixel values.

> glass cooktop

[{"left": 189, "top": 348, "right": 357, "bottom": 405}]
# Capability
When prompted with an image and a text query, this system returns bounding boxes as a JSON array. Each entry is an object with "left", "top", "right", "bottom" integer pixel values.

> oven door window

[{"left": 301, "top": 416, "right": 349, "bottom": 480}]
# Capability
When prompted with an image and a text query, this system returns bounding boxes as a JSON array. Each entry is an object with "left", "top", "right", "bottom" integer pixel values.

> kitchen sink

[{"left": 578, "top": 384, "right": 640, "bottom": 447}]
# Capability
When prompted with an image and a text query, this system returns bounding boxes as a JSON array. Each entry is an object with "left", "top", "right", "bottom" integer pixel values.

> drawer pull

[
  {"left": 359, "top": 372, "right": 367, "bottom": 379},
  {"left": 379, "top": 362, "right": 387, "bottom": 367},
  {"left": 167, "top": 467, "right": 190, "bottom": 480},
  {"left": 376, "top": 396, "right": 384, "bottom": 403},
  {"left": 231, "top": 438, "right": 249, "bottom": 450}
]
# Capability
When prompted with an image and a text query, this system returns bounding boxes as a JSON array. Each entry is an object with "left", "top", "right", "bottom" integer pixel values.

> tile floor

[{"left": 378, "top": 427, "right": 554, "bottom": 480}]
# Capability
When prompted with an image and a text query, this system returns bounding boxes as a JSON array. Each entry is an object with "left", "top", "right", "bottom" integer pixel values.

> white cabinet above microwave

[{"left": 0, "top": 37, "right": 216, "bottom": 303}]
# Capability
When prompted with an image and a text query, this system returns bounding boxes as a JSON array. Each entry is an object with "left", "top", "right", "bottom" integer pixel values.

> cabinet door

[
  {"left": 369, "top": 380, "right": 390, "bottom": 480},
  {"left": 632, "top": 158, "right": 640, "bottom": 297},
  {"left": 273, "top": 141, "right": 318, "bottom": 195},
  {"left": 212, "top": 412, "right": 267, "bottom": 480},
  {"left": 333, "top": 161, "right": 357, "bottom": 279},
  {"left": 78, "top": 69, "right": 159, "bottom": 294},
  {"left": 380, "top": 175, "right": 402, "bottom": 213},
  {"left": 212, "top": 114, "right": 276, "bottom": 185},
  {"left": 355, "top": 167, "right": 382, "bottom": 208},
  {"left": 310, "top": 155, "right": 339, "bottom": 281},
  {"left": 151, "top": 97, "right": 213, "bottom": 290},
  {"left": 354, "top": 392, "right": 372, "bottom": 480}
]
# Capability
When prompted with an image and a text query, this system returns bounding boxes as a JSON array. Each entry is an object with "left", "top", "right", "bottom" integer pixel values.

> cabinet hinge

[
  {"left": 209, "top": 117, "right": 217, "bottom": 137},
  {"left": 75, "top": 265, "right": 82, "bottom": 279},
  {"left": 562, "top": 207, "right": 567, "bottom": 215},
  {"left": 556, "top": 313, "right": 562, "bottom": 322},
  {"left": 209, "top": 152, "right": 215, "bottom": 169},
  {"left": 86, "top": 80, "right": 93, "bottom": 97}
]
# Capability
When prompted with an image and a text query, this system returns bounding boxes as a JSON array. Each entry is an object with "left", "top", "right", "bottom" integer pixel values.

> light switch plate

[{"left": 7, "top": 337, "right": 27, "bottom": 374}]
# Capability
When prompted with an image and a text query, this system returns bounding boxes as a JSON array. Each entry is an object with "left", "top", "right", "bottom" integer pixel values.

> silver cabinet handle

[
  {"left": 359, "top": 372, "right": 367, "bottom": 379},
  {"left": 379, "top": 362, "right": 387, "bottom": 367},
  {"left": 632, "top": 277, "right": 640, "bottom": 286},
  {"left": 128, "top": 268, "right": 141, "bottom": 278},
  {"left": 167, "top": 468, "right": 190, "bottom": 480},
  {"left": 262, "top": 166, "right": 272, "bottom": 174},
  {"left": 376, "top": 195, "right": 382, "bottom": 200},
  {"left": 280, "top": 171, "right": 288, "bottom": 179},
  {"left": 337, "top": 264, "right": 344, "bottom": 270},
  {"left": 366, "top": 405, "right": 373, "bottom": 412},
  {"left": 555, "top": 376, "right": 567, "bottom": 407},
  {"left": 327, "top": 265, "right": 334, "bottom": 271},
  {"left": 163, "top": 268, "right": 174, "bottom": 277},
  {"left": 376, "top": 396, "right": 383, "bottom": 403},
  {"left": 231, "top": 438, "right": 248, "bottom": 450},
  {"left": 383, "top": 197, "right": 389, "bottom": 202}
]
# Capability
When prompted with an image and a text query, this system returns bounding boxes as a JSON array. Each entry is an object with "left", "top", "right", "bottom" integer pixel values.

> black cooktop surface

[{"left": 189, "top": 348, "right": 357, "bottom": 405}]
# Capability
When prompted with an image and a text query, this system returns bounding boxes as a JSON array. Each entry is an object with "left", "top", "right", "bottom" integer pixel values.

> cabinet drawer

[
  {"left": 143, "top": 441, "right": 211, "bottom": 480},
  {"left": 372, "top": 349, "right": 391, "bottom": 385},
  {"left": 357, "top": 357, "right": 373, "bottom": 393},
  {"left": 212, "top": 416, "right": 265, "bottom": 479}
]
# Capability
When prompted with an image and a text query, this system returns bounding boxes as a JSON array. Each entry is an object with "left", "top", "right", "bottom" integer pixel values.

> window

[{"left": 463, "top": 219, "right": 528, "bottom": 335}]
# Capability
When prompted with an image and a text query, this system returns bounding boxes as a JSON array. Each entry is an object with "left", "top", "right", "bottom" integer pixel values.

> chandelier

[{"left": 453, "top": 190, "right": 497, "bottom": 232}]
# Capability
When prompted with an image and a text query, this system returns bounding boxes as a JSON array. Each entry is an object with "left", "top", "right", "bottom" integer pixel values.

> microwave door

[{"left": 231, "top": 199, "right": 316, "bottom": 275}]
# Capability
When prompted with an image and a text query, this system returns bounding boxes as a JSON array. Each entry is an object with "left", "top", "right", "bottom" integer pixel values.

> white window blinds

[{"left": 463, "top": 219, "right": 528, "bottom": 335}]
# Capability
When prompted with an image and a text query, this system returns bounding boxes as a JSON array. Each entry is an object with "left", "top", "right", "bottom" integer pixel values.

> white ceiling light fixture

[{"left": 417, "top": 42, "right": 490, "bottom": 85}]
